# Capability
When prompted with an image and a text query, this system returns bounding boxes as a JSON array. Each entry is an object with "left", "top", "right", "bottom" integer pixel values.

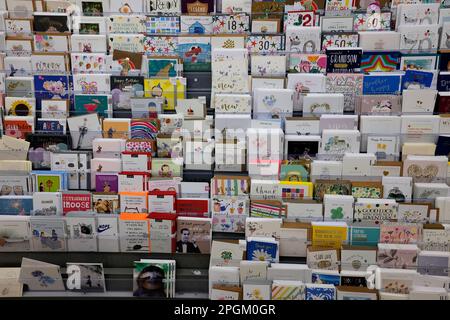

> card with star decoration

[
  {"left": 321, "top": 32, "right": 359, "bottom": 51},
  {"left": 212, "top": 13, "right": 250, "bottom": 34},
  {"left": 353, "top": 11, "right": 391, "bottom": 31},
  {"left": 246, "top": 35, "right": 284, "bottom": 53},
  {"left": 144, "top": 36, "right": 178, "bottom": 56}
]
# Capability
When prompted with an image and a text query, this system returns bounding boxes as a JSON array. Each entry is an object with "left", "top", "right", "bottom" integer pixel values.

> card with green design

[
  {"left": 36, "top": 175, "right": 62, "bottom": 192},
  {"left": 351, "top": 181, "right": 383, "bottom": 199}
]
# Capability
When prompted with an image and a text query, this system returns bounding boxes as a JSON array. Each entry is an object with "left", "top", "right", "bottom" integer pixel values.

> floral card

[
  {"left": 379, "top": 223, "right": 422, "bottom": 244},
  {"left": 33, "top": 34, "right": 69, "bottom": 53},
  {"left": 5, "top": 19, "right": 33, "bottom": 35},
  {"left": 288, "top": 54, "right": 327, "bottom": 73},
  {"left": 377, "top": 244, "right": 418, "bottom": 269},
  {"left": 246, "top": 35, "right": 284, "bottom": 53}
]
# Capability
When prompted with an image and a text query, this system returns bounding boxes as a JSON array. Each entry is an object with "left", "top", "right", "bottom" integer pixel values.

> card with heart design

[{"left": 254, "top": 88, "right": 294, "bottom": 119}]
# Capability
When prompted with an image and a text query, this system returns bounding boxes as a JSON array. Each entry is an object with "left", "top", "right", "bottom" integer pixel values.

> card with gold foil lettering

[{"left": 326, "top": 48, "right": 362, "bottom": 73}]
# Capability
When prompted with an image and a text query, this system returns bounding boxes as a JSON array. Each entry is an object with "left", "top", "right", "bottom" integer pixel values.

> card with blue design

[
  {"left": 146, "top": 16, "right": 180, "bottom": 34},
  {"left": 147, "top": 56, "right": 179, "bottom": 77},
  {"left": 178, "top": 36, "right": 211, "bottom": 72},
  {"left": 0, "top": 196, "right": 33, "bottom": 215},
  {"left": 437, "top": 72, "right": 450, "bottom": 92},
  {"left": 362, "top": 73, "right": 402, "bottom": 95},
  {"left": 305, "top": 284, "right": 336, "bottom": 300},
  {"left": 36, "top": 119, "right": 66, "bottom": 134},
  {"left": 402, "top": 69, "right": 434, "bottom": 90},
  {"left": 348, "top": 225, "right": 380, "bottom": 246},
  {"left": 33, "top": 75, "right": 72, "bottom": 110},
  {"left": 246, "top": 237, "right": 279, "bottom": 263},
  {"left": 180, "top": 16, "right": 213, "bottom": 34}
]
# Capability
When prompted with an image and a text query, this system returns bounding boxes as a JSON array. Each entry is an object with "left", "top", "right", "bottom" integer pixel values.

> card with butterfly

[{"left": 73, "top": 74, "right": 111, "bottom": 94}]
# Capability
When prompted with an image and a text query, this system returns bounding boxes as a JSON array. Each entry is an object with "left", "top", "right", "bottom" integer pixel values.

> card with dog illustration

[
  {"left": 92, "top": 192, "right": 120, "bottom": 214},
  {"left": 177, "top": 36, "right": 211, "bottom": 72},
  {"left": 147, "top": 56, "right": 179, "bottom": 77},
  {"left": 398, "top": 24, "right": 440, "bottom": 51}
]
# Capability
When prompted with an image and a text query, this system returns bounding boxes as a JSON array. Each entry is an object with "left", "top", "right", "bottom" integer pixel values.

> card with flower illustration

[
  {"left": 397, "top": 203, "right": 431, "bottom": 223},
  {"left": 379, "top": 222, "right": 422, "bottom": 244},
  {"left": 243, "top": 282, "right": 271, "bottom": 300},
  {"left": 211, "top": 195, "right": 249, "bottom": 216},
  {"left": 33, "top": 33, "right": 69, "bottom": 53},
  {"left": 288, "top": 54, "right": 327, "bottom": 73},
  {"left": 177, "top": 36, "right": 211, "bottom": 72},
  {"left": 254, "top": 88, "right": 294, "bottom": 119},
  {"left": 144, "top": 35, "right": 178, "bottom": 56},
  {"left": 351, "top": 181, "right": 383, "bottom": 199},
  {"left": 4, "top": 97, "right": 35, "bottom": 117},
  {"left": 285, "top": 26, "right": 321, "bottom": 53},
  {"left": 180, "top": 15, "right": 213, "bottom": 34},
  {"left": 246, "top": 35, "right": 284, "bottom": 53},
  {"left": 213, "top": 14, "right": 249, "bottom": 34},
  {"left": 321, "top": 32, "right": 359, "bottom": 51},
  {"left": 107, "top": 15, "right": 146, "bottom": 34},
  {"left": 5, "top": 19, "right": 33, "bottom": 36},
  {"left": 108, "top": 34, "right": 145, "bottom": 53},
  {"left": 33, "top": 75, "right": 71, "bottom": 109},
  {"left": 71, "top": 53, "right": 106, "bottom": 74},
  {"left": 398, "top": 24, "right": 440, "bottom": 51}
]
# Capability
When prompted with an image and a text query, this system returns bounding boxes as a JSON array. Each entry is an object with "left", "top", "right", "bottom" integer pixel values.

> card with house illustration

[
  {"left": 180, "top": 15, "right": 213, "bottom": 34},
  {"left": 177, "top": 36, "right": 211, "bottom": 72}
]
